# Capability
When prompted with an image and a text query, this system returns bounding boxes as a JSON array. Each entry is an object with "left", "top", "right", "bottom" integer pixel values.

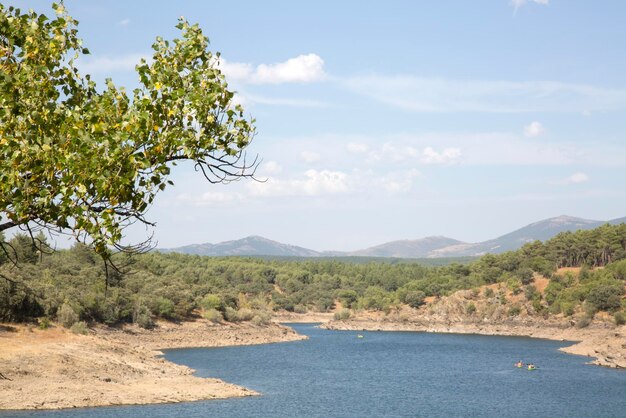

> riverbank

[
  {"left": 322, "top": 315, "right": 626, "bottom": 369},
  {"left": 0, "top": 320, "right": 305, "bottom": 410}
]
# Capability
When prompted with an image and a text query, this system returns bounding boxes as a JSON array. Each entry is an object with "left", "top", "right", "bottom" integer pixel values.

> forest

[{"left": 1, "top": 223, "right": 625, "bottom": 330}]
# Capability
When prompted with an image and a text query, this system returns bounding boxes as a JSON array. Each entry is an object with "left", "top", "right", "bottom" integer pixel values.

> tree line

[{"left": 1, "top": 223, "right": 625, "bottom": 327}]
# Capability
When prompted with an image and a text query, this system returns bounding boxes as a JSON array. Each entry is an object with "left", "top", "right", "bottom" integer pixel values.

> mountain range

[{"left": 161, "top": 215, "right": 626, "bottom": 259}]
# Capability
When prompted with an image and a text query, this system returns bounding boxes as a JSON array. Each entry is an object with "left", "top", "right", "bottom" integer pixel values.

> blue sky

[{"left": 9, "top": 1, "right": 626, "bottom": 250}]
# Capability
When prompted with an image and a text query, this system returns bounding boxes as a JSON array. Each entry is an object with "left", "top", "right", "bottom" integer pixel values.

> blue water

[{"left": 3, "top": 323, "right": 625, "bottom": 417}]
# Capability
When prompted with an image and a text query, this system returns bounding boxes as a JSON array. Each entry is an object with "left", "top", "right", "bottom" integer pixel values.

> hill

[
  {"left": 161, "top": 236, "right": 321, "bottom": 257},
  {"left": 162, "top": 215, "right": 626, "bottom": 258}
]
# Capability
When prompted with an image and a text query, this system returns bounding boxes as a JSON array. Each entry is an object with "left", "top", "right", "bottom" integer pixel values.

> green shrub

[
  {"left": 224, "top": 307, "right": 255, "bottom": 322},
  {"left": 251, "top": 311, "right": 271, "bottom": 325},
  {"left": 224, "top": 307, "right": 238, "bottom": 322},
  {"left": 200, "top": 294, "right": 223, "bottom": 311},
  {"left": 57, "top": 303, "right": 79, "bottom": 328},
  {"left": 484, "top": 288, "right": 494, "bottom": 298},
  {"left": 532, "top": 299, "right": 545, "bottom": 314},
  {"left": 333, "top": 309, "right": 351, "bottom": 321},
  {"left": 38, "top": 317, "right": 51, "bottom": 330},
  {"left": 515, "top": 268, "right": 535, "bottom": 285},
  {"left": 524, "top": 285, "right": 537, "bottom": 301},
  {"left": 237, "top": 308, "right": 255, "bottom": 321},
  {"left": 508, "top": 306, "right": 521, "bottom": 317},
  {"left": 614, "top": 311, "right": 625, "bottom": 326},
  {"left": 466, "top": 302, "right": 476, "bottom": 315},
  {"left": 70, "top": 321, "right": 89, "bottom": 335},
  {"left": 133, "top": 303, "right": 154, "bottom": 329},
  {"left": 203, "top": 308, "right": 223, "bottom": 323},
  {"left": 150, "top": 296, "right": 176, "bottom": 319},
  {"left": 561, "top": 302, "right": 575, "bottom": 317},
  {"left": 404, "top": 291, "right": 426, "bottom": 308},
  {"left": 336, "top": 289, "right": 358, "bottom": 308},
  {"left": 576, "top": 315, "right": 592, "bottom": 328},
  {"left": 293, "top": 304, "right": 308, "bottom": 314},
  {"left": 586, "top": 285, "right": 624, "bottom": 312}
]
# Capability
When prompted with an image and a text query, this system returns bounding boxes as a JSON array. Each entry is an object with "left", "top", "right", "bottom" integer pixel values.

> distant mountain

[
  {"left": 348, "top": 236, "right": 465, "bottom": 258},
  {"left": 161, "top": 215, "right": 626, "bottom": 259},
  {"left": 608, "top": 216, "right": 626, "bottom": 225},
  {"left": 430, "top": 215, "right": 604, "bottom": 258},
  {"left": 161, "top": 235, "right": 321, "bottom": 257}
]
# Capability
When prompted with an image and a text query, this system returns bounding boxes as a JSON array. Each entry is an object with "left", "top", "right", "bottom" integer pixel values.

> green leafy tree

[{"left": 0, "top": 3, "right": 256, "bottom": 262}]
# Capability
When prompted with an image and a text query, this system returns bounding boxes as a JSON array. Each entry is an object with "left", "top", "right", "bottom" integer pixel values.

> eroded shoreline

[
  {"left": 0, "top": 320, "right": 305, "bottom": 411},
  {"left": 1, "top": 311, "right": 623, "bottom": 411}
]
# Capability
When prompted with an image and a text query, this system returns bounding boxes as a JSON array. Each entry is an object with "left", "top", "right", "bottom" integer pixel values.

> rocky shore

[{"left": 0, "top": 320, "right": 305, "bottom": 410}]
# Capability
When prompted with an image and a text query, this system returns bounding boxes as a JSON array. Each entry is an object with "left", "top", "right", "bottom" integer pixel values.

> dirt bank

[{"left": 0, "top": 320, "right": 305, "bottom": 410}]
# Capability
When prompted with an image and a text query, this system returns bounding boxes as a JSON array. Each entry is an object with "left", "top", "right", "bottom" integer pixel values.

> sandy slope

[{"left": 0, "top": 320, "right": 305, "bottom": 410}]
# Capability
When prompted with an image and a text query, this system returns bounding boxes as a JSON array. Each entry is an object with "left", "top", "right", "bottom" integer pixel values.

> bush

[
  {"left": 576, "top": 315, "right": 592, "bottom": 328},
  {"left": 524, "top": 285, "right": 537, "bottom": 301},
  {"left": 561, "top": 302, "right": 575, "bottom": 317},
  {"left": 404, "top": 291, "right": 426, "bottom": 308},
  {"left": 150, "top": 296, "right": 176, "bottom": 320},
  {"left": 466, "top": 302, "right": 476, "bottom": 315},
  {"left": 293, "top": 304, "right": 308, "bottom": 314},
  {"left": 203, "top": 308, "right": 223, "bottom": 323},
  {"left": 336, "top": 289, "right": 358, "bottom": 308},
  {"left": 57, "top": 303, "right": 79, "bottom": 328},
  {"left": 333, "top": 309, "right": 351, "bottom": 321},
  {"left": 484, "top": 288, "right": 494, "bottom": 298},
  {"left": 38, "top": 317, "right": 51, "bottom": 330},
  {"left": 251, "top": 311, "right": 271, "bottom": 325},
  {"left": 133, "top": 303, "right": 154, "bottom": 329},
  {"left": 508, "top": 306, "right": 521, "bottom": 317},
  {"left": 70, "top": 321, "right": 89, "bottom": 335},
  {"left": 224, "top": 307, "right": 255, "bottom": 322},
  {"left": 515, "top": 268, "right": 535, "bottom": 285},
  {"left": 532, "top": 299, "right": 545, "bottom": 314},
  {"left": 586, "top": 285, "right": 624, "bottom": 312},
  {"left": 199, "top": 294, "right": 223, "bottom": 311},
  {"left": 614, "top": 311, "right": 625, "bottom": 326}
]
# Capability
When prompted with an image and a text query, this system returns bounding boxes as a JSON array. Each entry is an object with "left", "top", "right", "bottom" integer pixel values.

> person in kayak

[{"left": 516, "top": 360, "right": 524, "bottom": 368}]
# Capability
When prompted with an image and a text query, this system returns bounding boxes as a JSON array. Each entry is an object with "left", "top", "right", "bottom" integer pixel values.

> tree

[{"left": 0, "top": 3, "right": 256, "bottom": 263}]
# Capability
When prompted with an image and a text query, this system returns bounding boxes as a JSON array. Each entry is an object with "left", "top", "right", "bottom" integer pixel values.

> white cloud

[
  {"left": 375, "top": 143, "right": 420, "bottom": 162},
  {"left": 524, "top": 121, "right": 545, "bottom": 137},
  {"left": 118, "top": 18, "right": 130, "bottom": 26},
  {"left": 262, "top": 161, "right": 283, "bottom": 175},
  {"left": 566, "top": 172, "right": 590, "bottom": 184},
  {"left": 378, "top": 169, "right": 422, "bottom": 193},
  {"left": 175, "top": 191, "right": 244, "bottom": 206},
  {"left": 300, "top": 151, "right": 321, "bottom": 163},
  {"left": 346, "top": 142, "right": 369, "bottom": 153},
  {"left": 511, "top": 0, "right": 549, "bottom": 12},
  {"left": 77, "top": 53, "right": 150, "bottom": 74},
  {"left": 342, "top": 76, "right": 626, "bottom": 113},
  {"left": 245, "top": 94, "right": 329, "bottom": 108},
  {"left": 421, "top": 147, "right": 462, "bottom": 165},
  {"left": 550, "top": 172, "right": 590, "bottom": 186},
  {"left": 248, "top": 169, "right": 351, "bottom": 197},
  {"left": 219, "top": 54, "right": 326, "bottom": 85}
]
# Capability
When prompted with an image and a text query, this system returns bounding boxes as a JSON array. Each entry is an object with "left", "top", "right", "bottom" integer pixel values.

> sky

[{"left": 7, "top": 0, "right": 626, "bottom": 251}]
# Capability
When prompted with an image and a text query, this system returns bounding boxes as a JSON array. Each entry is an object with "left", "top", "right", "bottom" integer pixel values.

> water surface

[{"left": 4, "top": 323, "right": 625, "bottom": 417}]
